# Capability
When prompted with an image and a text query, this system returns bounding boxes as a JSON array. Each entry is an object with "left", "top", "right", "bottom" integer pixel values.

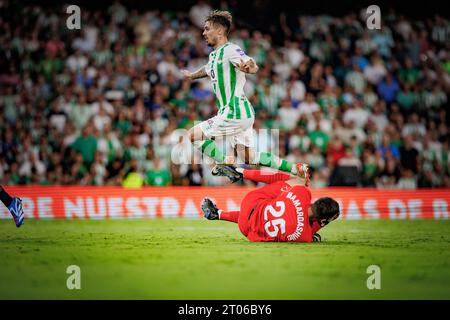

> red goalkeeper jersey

[{"left": 246, "top": 183, "right": 315, "bottom": 242}]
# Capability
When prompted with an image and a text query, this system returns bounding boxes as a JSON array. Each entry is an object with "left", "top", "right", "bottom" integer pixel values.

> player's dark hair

[
  {"left": 312, "top": 197, "right": 340, "bottom": 224},
  {"left": 205, "top": 10, "right": 232, "bottom": 36}
]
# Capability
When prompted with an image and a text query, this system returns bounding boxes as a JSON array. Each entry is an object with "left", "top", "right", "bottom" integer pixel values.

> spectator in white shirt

[
  {"left": 66, "top": 50, "right": 88, "bottom": 72},
  {"left": 284, "top": 40, "right": 304, "bottom": 69},
  {"left": 270, "top": 74, "right": 287, "bottom": 101},
  {"left": 345, "top": 63, "right": 366, "bottom": 94},
  {"left": 402, "top": 112, "right": 426, "bottom": 137},
  {"left": 343, "top": 99, "right": 370, "bottom": 128},
  {"left": 279, "top": 98, "right": 300, "bottom": 131},
  {"left": 298, "top": 92, "right": 320, "bottom": 118},
  {"left": 368, "top": 101, "right": 388, "bottom": 131},
  {"left": 307, "top": 110, "right": 332, "bottom": 134},
  {"left": 287, "top": 70, "right": 306, "bottom": 102},
  {"left": 93, "top": 105, "right": 112, "bottom": 133},
  {"left": 364, "top": 54, "right": 387, "bottom": 85},
  {"left": 91, "top": 95, "right": 115, "bottom": 116}
]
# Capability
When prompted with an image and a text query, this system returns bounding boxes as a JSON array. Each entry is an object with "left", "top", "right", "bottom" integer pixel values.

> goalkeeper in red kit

[{"left": 202, "top": 165, "right": 340, "bottom": 242}]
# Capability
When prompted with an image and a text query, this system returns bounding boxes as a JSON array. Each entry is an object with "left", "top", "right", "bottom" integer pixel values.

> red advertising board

[{"left": 0, "top": 186, "right": 449, "bottom": 220}]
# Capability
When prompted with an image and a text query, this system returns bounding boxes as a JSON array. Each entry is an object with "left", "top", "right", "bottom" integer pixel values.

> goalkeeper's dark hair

[
  {"left": 312, "top": 197, "right": 340, "bottom": 221},
  {"left": 205, "top": 10, "right": 232, "bottom": 36}
]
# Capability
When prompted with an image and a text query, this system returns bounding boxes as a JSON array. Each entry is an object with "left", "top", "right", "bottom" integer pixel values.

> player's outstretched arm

[
  {"left": 181, "top": 65, "right": 208, "bottom": 80},
  {"left": 236, "top": 58, "right": 259, "bottom": 74}
]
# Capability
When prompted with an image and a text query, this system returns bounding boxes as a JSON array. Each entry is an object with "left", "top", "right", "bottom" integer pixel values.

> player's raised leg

[
  {"left": 188, "top": 121, "right": 229, "bottom": 164},
  {"left": 211, "top": 164, "right": 243, "bottom": 182},
  {"left": 0, "top": 186, "right": 25, "bottom": 227}
]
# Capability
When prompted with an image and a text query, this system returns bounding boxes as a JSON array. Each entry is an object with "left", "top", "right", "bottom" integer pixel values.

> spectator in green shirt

[
  {"left": 71, "top": 125, "right": 98, "bottom": 166},
  {"left": 308, "top": 122, "right": 330, "bottom": 153},
  {"left": 145, "top": 158, "right": 171, "bottom": 186},
  {"left": 37, "top": 53, "right": 63, "bottom": 82},
  {"left": 318, "top": 85, "right": 339, "bottom": 115},
  {"left": 398, "top": 58, "right": 421, "bottom": 85},
  {"left": 114, "top": 109, "right": 132, "bottom": 137},
  {"left": 396, "top": 83, "right": 417, "bottom": 114}
]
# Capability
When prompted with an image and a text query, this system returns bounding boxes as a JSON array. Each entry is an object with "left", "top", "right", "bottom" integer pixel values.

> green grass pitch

[{"left": 0, "top": 219, "right": 449, "bottom": 299}]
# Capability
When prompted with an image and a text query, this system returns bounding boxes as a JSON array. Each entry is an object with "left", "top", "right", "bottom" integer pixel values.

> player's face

[
  {"left": 318, "top": 212, "right": 340, "bottom": 227},
  {"left": 202, "top": 21, "right": 220, "bottom": 46}
]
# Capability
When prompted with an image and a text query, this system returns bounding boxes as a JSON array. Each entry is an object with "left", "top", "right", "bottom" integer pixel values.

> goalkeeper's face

[
  {"left": 312, "top": 197, "right": 340, "bottom": 227},
  {"left": 317, "top": 212, "right": 340, "bottom": 228}
]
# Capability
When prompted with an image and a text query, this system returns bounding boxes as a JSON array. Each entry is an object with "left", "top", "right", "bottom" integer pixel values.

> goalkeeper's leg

[
  {"left": 201, "top": 198, "right": 240, "bottom": 223},
  {"left": 218, "top": 211, "right": 240, "bottom": 223}
]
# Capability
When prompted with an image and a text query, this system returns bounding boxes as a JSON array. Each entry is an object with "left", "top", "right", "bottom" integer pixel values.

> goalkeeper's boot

[
  {"left": 211, "top": 164, "right": 243, "bottom": 183},
  {"left": 8, "top": 197, "right": 24, "bottom": 228},
  {"left": 201, "top": 198, "right": 220, "bottom": 220}
]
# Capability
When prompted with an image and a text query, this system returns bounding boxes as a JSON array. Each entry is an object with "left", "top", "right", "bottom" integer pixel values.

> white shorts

[{"left": 198, "top": 115, "right": 255, "bottom": 148}]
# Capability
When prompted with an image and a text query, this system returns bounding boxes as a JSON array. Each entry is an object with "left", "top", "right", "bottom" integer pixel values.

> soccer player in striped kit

[{"left": 181, "top": 10, "right": 309, "bottom": 179}]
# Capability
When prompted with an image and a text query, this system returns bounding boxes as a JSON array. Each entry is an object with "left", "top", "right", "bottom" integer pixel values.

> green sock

[
  {"left": 194, "top": 140, "right": 225, "bottom": 163},
  {"left": 258, "top": 152, "right": 297, "bottom": 174}
]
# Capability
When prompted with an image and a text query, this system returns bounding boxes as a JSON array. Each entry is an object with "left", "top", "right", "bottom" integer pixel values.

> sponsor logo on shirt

[{"left": 236, "top": 48, "right": 246, "bottom": 56}]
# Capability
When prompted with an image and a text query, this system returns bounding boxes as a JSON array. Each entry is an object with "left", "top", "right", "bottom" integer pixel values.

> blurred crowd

[{"left": 0, "top": 0, "right": 449, "bottom": 188}]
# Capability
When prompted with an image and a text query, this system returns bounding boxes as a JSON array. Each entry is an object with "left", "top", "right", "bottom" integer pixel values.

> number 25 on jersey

[{"left": 263, "top": 201, "right": 286, "bottom": 238}]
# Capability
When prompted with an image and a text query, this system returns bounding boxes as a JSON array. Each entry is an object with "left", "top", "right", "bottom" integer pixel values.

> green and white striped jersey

[{"left": 205, "top": 42, "right": 255, "bottom": 120}]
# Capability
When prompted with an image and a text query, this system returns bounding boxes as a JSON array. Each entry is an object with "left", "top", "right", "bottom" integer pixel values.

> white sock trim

[
  {"left": 250, "top": 151, "right": 260, "bottom": 165},
  {"left": 291, "top": 165, "right": 298, "bottom": 174},
  {"left": 193, "top": 140, "right": 205, "bottom": 150}
]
